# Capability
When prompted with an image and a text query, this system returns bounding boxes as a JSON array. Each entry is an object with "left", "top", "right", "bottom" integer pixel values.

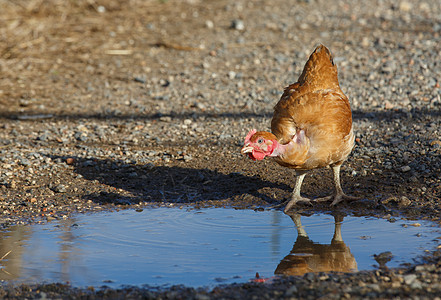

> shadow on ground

[
  {"left": 50, "top": 155, "right": 294, "bottom": 207},
  {"left": 45, "top": 152, "right": 422, "bottom": 219},
  {"left": 2, "top": 107, "right": 441, "bottom": 122}
]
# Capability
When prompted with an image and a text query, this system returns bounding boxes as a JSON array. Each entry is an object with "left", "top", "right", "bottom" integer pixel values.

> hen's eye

[{"left": 257, "top": 138, "right": 264, "bottom": 144}]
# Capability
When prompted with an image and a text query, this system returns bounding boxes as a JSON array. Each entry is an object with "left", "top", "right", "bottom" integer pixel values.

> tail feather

[{"left": 297, "top": 44, "right": 340, "bottom": 89}]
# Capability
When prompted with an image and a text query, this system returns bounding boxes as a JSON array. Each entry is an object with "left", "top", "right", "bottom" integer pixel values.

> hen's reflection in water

[
  {"left": 275, "top": 213, "right": 357, "bottom": 276},
  {"left": 0, "top": 208, "right": 438, "bottom": 288}
]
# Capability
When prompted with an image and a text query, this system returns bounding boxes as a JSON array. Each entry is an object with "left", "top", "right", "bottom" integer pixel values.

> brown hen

[{"left": 241, "top": 45, "right": 357, "bottom": 212}]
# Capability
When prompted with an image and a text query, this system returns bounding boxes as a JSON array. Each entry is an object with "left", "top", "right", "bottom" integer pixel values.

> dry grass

[
  {"left": 1, "top": 0, "right": 156, "bottom": 59},
  {"left": 0, "top": 0, "right": 186, "bottom": 111}
]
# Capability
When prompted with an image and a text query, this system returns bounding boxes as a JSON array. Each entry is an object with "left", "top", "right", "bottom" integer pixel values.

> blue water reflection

[{"left": 0, "top": 208, "right": 439, "bottom": 288}]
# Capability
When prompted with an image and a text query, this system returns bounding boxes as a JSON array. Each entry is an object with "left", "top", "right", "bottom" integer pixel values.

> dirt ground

[{"left": 0, "top": 0, "right": 441, "bottom": 298}]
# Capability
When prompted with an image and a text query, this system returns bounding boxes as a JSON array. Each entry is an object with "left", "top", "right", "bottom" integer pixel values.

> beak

[{"left": 241, "top": 143, "right": 254, "bottom": 155}]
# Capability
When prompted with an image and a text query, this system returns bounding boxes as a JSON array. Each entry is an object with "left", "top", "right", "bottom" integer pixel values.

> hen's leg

[
  {"left": 288, "top": 213, "right": 307, "bottom": 237},
  {"left": 284, "top": 170, "right": 311, "bottom": 213},
  {"left": 331, "top": 214, "right": 344, "bottom": 242},
  {"left": 315, "top": 164, "right": 359, "bottom": 206}
]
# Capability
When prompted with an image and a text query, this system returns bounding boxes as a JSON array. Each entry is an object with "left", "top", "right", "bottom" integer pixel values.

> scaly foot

[
  {"left": 283, "top": 196, "right": 313, "bottom": 213},
  {"left": 314, "top": 192, "right": 360, "bottom": 206}
]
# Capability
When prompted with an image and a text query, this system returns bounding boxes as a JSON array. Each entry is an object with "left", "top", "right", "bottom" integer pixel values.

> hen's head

[{"left": 241, "top": 129, "right": 278, "bottom": 161}]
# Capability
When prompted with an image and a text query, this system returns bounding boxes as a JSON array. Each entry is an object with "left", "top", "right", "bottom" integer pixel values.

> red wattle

[{"left": 252, "top": 150, "right": 266, "bottom": 161}]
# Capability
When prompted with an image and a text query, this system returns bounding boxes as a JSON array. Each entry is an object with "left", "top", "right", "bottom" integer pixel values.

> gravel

[{"left": 0, "top": 0, "right": 441, "bottom": 298}]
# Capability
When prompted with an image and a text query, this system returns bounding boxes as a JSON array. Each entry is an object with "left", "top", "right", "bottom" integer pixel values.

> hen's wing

[{"left": 271, "top": 88, "right": 353, "bottom": 170}]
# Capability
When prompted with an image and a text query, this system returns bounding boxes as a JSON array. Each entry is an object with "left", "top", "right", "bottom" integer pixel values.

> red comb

[{"left": 244, "top": 129, "right": 257, "bottom": 144}]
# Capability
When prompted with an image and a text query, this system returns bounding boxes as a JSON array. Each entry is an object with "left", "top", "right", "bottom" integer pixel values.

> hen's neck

[{"left": 269, "top": 141, "right": 292, "bottom": 157}]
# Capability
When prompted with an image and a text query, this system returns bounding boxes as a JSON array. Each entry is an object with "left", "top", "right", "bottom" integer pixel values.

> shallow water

[{"left": 0, "top": 208, "right": 439, "bottom": 288}]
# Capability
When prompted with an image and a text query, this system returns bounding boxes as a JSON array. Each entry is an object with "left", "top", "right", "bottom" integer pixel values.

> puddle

[{"left": 0, "top": 208, "right": 439, "bottom": 288}]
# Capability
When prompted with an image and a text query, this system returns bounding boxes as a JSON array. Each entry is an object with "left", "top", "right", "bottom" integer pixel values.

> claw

[
  {"left": 283, "top": 196, "right": 312, "bottom": 213},
  {"left": 330, "top": 194, "right": 360, "bottom": 206},
  {"left": 314, "top": 193, "right": 360, "bottom": 206}
]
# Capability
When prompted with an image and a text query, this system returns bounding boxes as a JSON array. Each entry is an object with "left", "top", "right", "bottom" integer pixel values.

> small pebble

[
  {"left": 228, "top": 71, "right": 236, "bottom": 79},
  {"left": 400, "top": 166, "right": 411, "bottom": 172},
  {"left": 51, "top": 184, "right": 67, "bottom": 193},
  {"left": 231, "top": 19, "right": 245, "bottom": 31},
  {"left": 205, "top": 20, "right": 214, "bottom": 29},
  {"left": 403, "top": 274, "right": 417, "bottom": 285}
]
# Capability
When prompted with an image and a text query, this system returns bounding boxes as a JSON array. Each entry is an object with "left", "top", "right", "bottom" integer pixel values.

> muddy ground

[{"left": 0, "top": 0, "right": 441, "bottom": 298}]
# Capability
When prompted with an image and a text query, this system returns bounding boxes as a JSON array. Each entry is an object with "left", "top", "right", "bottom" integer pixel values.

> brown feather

[
  {"left": 271, "top": 45, "right": 354, "bottom": 170},
  {"left": 249, "top": 131, "right": 277, "bottom": 142}
]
